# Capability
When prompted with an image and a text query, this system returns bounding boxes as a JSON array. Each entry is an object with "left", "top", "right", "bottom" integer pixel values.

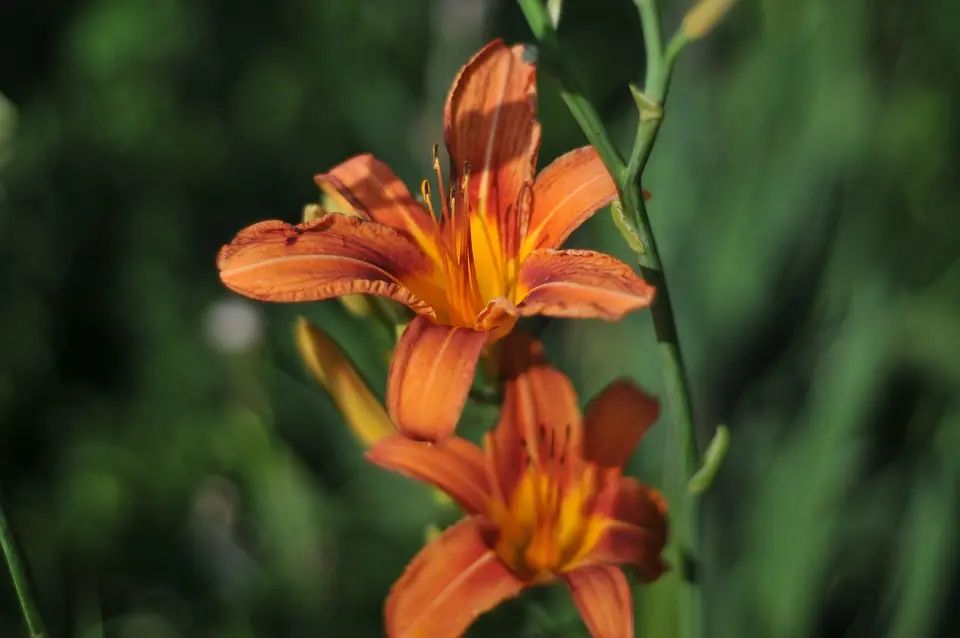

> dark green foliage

[{"left": 0, "top": 0, "right": 958, "bottom": 636}]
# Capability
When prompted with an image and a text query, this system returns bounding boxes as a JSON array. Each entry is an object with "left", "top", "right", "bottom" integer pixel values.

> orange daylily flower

[
  {"left": 367, "top": 332, "right": 669, "bottom": 638},
  {"left": 217, "top": 39, "right": 655, "bottom": 443}
]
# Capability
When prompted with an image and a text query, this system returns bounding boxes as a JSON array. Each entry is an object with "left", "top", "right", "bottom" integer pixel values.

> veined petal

[
  {"left": 366, "top": 434, "right": 490, "bottom": 515},
  {"left": 488, "top": 331, "right": 582, "bottom": 500},
  {"left": 565, "top": 566, "right": 634, "bottom": 638},
  {"left": 583, "top": 380, "right": 660, "bottom": 470},
  {"left": 517, "top": 249, "right": 655, "bottom": 321},
  {"left": 314, "top": 154, "right": 440, "bottom": 262},
  {"left": 523, "top": 147, "right": 618, "bottom": 254},
  {"left": 387, "top": 316, "right": 489, "bottom": 442},
  {"left": 294, "top": 316, "right": 395, "bottom": 447},
  {"left": 385, "top": 518, "right": 525, "bottom": 638},
  {"left": 445, "top": 39, "right": 541, "bottom": 298},
  {"left": 445, "top": 39, "right": 540, "bottom": 220},
  {"left": 217, "top": 215, "right": 435, "bottom": 312},
  {"left": 584, "top": 478, "right": 669, "bottom": 580}
]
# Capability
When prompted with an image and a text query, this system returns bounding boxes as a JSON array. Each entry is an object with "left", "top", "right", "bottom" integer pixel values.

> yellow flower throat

[
  {"left": 489, "top": 426, "right": 604, "bottom": 580},
  {"left": 417, "top": 146, "right": 521, "bottom": 328}
]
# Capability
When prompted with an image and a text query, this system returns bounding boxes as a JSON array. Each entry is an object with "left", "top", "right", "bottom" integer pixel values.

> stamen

[
  {"left": 432, "top": 144, "right": 451, "bottom": 222},
  {"left": 456, "top": 163, "right": 472, "bottom": 260},
  {"left": 462, "top": 235, "right": 485, "bottom": 313},
  {"left": 420, "top": 180, "right": 436, "bottom": 218},
  {"left": 461, "top": 161, "right": 471, "bottom": 196},
  {"left": 448, "top": 183, "right": 461, "bottom": 255}
]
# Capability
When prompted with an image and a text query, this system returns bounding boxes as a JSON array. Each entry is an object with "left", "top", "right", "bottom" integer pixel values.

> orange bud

[{"left": 294, "top": 316, "right": 395, "bottom": 447}]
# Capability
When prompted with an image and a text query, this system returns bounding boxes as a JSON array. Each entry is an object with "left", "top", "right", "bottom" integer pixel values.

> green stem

[
  {"left": 519, "top": 2, "right": 703, "bottom": 637},
  {"left": 637, "top": 0, "right": 665, "bottom": 93},
  {"left": 517, "top": 0, "right": 626, "bottom": 176},
  {"left": 0, "top": 494, "right": 48, "bottom": 637}
]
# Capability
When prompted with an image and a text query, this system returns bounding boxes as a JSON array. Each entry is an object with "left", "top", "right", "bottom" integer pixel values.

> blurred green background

[{"left": 1, "top": 0, "right": 959, "bottom": 636}]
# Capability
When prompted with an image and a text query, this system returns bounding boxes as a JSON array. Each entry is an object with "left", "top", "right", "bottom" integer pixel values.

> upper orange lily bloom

[
  {"left": 367, "top": 332, "right": 669, "bottom": 638},
  {"left": 217, "top": 39, "right": 655, "bottom": 442}
]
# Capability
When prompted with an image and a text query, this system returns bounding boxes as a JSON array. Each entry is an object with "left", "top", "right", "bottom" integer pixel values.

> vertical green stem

[
  {"left": 0, "top": 494, "right": 47, "bottom": 637},
  {"left": 637, "top": 0, "right": 665, "bottom": 94},
  {"left": 518, "top": 1, "right": 703, "bottom": 637}
]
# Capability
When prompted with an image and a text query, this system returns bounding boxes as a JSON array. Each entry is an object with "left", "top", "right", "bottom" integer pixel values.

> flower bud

[
  {"left": 681, "top": 0, "right": 737, "bottom": 40},
  {"left": 303, "top": 199, "right": 377, "bottom": 319},
  {"left": 294, "top": 316, "right": 395, "bottom": 447},
  {"left": 547, "top": 0, "right": 563, "bottom": 29},
  {"left": 340, "top": 294, "right": 378, "bottom": 319},
  {"left": 423, "top": 524, "right": 442, "bottom": 544},
  {"left": 302, "top": 203, "right": 324, "bottom": 223}
]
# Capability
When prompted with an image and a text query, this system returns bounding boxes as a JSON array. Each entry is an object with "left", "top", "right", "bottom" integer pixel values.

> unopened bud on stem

[
  {"left": 294, "top": 316, "right": 396, "bottom": 447},
  {"left": 681, "top": 0, "right": 737, "bottom": 40},
  {"left": 547, "top": 0, "right": 563, "bottom": 29}
]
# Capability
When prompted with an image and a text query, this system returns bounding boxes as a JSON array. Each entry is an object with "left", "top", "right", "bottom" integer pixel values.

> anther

[
  {"left": 448, "top": 184, "right": 457, "bottom": 218},
  {"left": 432, "top": 144, "right": 440, "bottom": 170},
  {"left": 420, "top": 180, "right": 436, "bottom": 217}
]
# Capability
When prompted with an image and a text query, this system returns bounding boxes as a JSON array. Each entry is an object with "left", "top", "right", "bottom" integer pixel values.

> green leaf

[
  {"left": 687, "top": 425, "right": 730, "bottom": 494},
  {"left": 611, "top": 200, "right": 646, "bottom": 254}
]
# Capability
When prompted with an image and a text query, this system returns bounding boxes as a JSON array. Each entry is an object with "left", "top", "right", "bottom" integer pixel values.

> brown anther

[{"left": 420, "top": 180, "right": 437, "bottom": 217}]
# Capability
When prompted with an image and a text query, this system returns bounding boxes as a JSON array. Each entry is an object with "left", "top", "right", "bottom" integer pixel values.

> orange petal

[
  {"left": 585, "top": 478, "right": 669, "bottom": 580},
  {"left": 315, "top": 154, "right": 440, "bottom": 262},
  {"left": 565, "top": 566, "right": 634, "bottom": 638},
  {"left": 486, "top": 331, "right": 583, "bottom": 501},
  {"left": 366, "top": 434, "right": 490, "bottom": 515},
  {"left": 444, "top": 39, "right": 541, "bottom": 248},
  {"left": 517, "top": 249, "right": 655, "bottom": 320},
  {"left": 385, "top": 518, "right": 525, "bottom": 638},
  {"left": 217, "top": 215, "right": 434, "bottom": 312},
  {"left": 474, "top": 296, "right": 520, "bottom": 340},
  {"left": 523, "top": 146, "right": 618, "bottom": 253},
  {"left": 294, "top": 316, "right": 395, "bottom": 447},
  {"left": 582, "top": 379, "right": 660, "bottom": 469},
  {"left": 387, "top": 316, "right": 489, "bottom": 442}
]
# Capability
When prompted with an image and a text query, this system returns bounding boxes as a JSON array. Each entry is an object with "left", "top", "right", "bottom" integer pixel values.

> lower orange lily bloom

[
  {"left": 217, "top": 39, "right": 655, "bottom": 443},
  {"left": 366, "top": 333, "right": 669, "bottom": 638}
]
